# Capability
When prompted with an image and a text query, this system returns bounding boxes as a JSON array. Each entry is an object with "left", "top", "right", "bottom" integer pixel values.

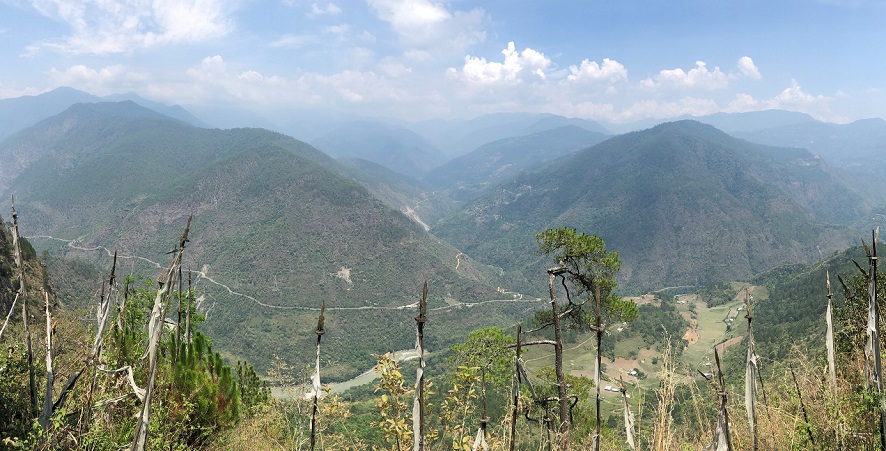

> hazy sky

[{"left": 1, "top": 0, "right": 883, "bottom": 123}]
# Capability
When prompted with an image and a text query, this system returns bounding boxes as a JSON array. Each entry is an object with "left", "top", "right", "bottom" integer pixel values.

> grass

[{"left": 680, "top": 295, "right": 746, "bottom": 367}]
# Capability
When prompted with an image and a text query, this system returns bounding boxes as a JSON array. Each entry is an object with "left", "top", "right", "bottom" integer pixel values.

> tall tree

[{"left": 537, "top": 227, "right": 636, "bottom": 449}]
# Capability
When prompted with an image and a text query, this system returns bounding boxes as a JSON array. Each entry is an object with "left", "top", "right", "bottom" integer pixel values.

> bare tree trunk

[
  {"left": 310, "top": 302, "right": 325, "bottom": 451},
  {"left": 412, "top": 282, "right": 428, "bottom": 451},
  {"left": 711, "top": 349, "right": 733, "bottom": 451},
  {"left": 789, "top": 365, "right": 814, "bottom": 445},
  {"left": 619, "top": 376, "right": 635, "bottom": 450},
  {"left": 80, "top": 252, "right": 118, "bottom": 436},
  {"left": 39, "top": 289, "right": 54, "bottom": 432},
  {"left": 0, "top": 292, "right": 19, "bottom": 341},
  {"left": 826, "top": 271, "right": 837, "bottom": 393},
  {"left": 547, "top": 269, "right": 570, "bottom": 448},
  {"left": 185, "top": 267, "right": 192, "bottom": 344},
  {"left": 175, "top": 265, "right": 182, "bottom": 362},
  {"left": 745, "top": 295, "right": 758, "bottom": 451},
  {"left": 593, "top": 283, "right": 602, "bottom": 451},
  {"left": 11, "top": 198, "right": 38, "bottom": 413},
  {"left": 509, "top": 324, "right": 522, "bottom": 451},
  {"left": 864, "top": 229, "right": 886, "bottom": 450},
  {"left": 130, "top": 216, "right": 191, "bottom": 451},
  {"left": 472, "top": 366, "right": 489, "bottom": 451}
]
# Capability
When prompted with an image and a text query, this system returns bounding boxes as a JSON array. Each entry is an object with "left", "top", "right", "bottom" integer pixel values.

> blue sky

[{"left": 1, "top": 0, "right": 883, "bottom": 123}]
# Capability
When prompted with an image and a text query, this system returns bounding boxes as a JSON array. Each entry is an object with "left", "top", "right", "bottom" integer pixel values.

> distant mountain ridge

[
  {"left": 411, "top": 112, "right": 610, "bottom": 157},
  {"left": 433, "top": 120, "right": 867, "bottom": 292},
  {"left": 424, "top": 125, "right": 610, "bottom": 201},
  {"left": 0, "top": 87, "right": 204, "bottom": 142},
  {"left": 310, "top": 120, "right": 446, "bottom": 176},
  {"left": 735, "top": 117, "right": 886, "bottom": 174}
]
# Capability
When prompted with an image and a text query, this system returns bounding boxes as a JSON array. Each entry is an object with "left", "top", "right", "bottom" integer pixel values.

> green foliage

[
  {"left": 449, "top": 326, "right": 515, "bottom": 389},
  {"left": 0, "top": 347, "right": 34, "bottom": 443},
  {"left": 76, "top": 275, "right": 268, "bottom": 449},
  {"left": 630, "top": 301, "right": 689, "bottom": 353},
  {"left": 537, "top": 227, "right": 637, "bottom": 325},
  {"left": 698, "top": 282, "right": 737, "bottom": 307},
  {"left": 532, "top": 367, "right": 599, "bottom": 439},
  {"left": 372, "top": 353, "right": 413, "bottom": 449}
]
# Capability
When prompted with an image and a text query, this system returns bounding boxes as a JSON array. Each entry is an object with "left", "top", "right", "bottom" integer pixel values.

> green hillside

[
  {"left": 433, "top": 120, "right": 868, "bottom": 293},
  {"left": 424, "top": 125, "right": 610, "bottom": 202},
  {"left": 0, "top": 102, "right": 526, "bottom": 378}
]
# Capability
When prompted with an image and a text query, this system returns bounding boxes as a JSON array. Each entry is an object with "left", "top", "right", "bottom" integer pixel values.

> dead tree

[
  {"left": 130, "top": 216, "right": 191, "bottom": 451},
  {"left": 11, "top": 197, "right": 38, "bottom": 412}
]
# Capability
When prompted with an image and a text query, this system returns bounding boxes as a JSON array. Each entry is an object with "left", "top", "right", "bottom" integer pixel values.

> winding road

[{"left": 28, "top": 234, "right": 543, "bottom": 313}]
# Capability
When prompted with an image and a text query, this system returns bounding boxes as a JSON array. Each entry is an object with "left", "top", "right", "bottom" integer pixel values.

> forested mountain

[
  {"left": 433, "top": 120, "right": 868, "bottom": 293},
  {"left": 423, "top": 125, "right": 610, "bottom": 201},
  {"left": 310, "top": 120, "right": 446, "bottom": 176},
  {"left": 0, "top": 102, "right": 529, "bottom": 377}
]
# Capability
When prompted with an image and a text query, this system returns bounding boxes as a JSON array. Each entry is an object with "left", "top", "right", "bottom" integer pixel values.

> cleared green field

[{"left": 680, "top": 296, "right": 746, "bottom": 367}]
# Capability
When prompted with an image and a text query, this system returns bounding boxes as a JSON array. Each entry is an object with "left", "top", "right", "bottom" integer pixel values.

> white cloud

[
  {"left": 566, "top": 58, "right": 628, "bottom": 84},
  {"left": 641, "top": 61, "right": 729, "bottom": 91},
  {"left": 449, "top": 41, "right": 550, "bottom": 85},
  {"left": 238, "top": 71, "right": 264, "bottom": 82},
  {"left": 270, "top": 33, "right": 318, "bottom": 48},
  {"left": 615, "top": 97, "right": 722, "bottom": 122},
  {"left": 48, "top": 64, "right": 148, "bottom": 95},
  {"left": 26, "top": 0, "right": 234, "bottom": 54},
  {"left": 324, "top": 24, "right": 350, "bottom": 35},
  {"left": 308, "top": 2, "right": 342, "bottom": 18},
  {"left": 641, "top": 57, "right": 764, "bottom": 92},
  {"left": 367, "top": 0, "right": 486, "bottom": 57},
  {"left": 737, "top": 56, "right": 761, "bottom": 80}
]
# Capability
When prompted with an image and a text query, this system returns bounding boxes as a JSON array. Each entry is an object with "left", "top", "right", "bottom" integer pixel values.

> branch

[{"left": 507, "top": 339, "right": 557, "bottom": 348}]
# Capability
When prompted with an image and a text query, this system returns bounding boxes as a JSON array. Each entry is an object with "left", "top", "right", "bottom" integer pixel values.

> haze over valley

[{"left": 2, "top": 2, "right": 886, "bottom": 448}]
